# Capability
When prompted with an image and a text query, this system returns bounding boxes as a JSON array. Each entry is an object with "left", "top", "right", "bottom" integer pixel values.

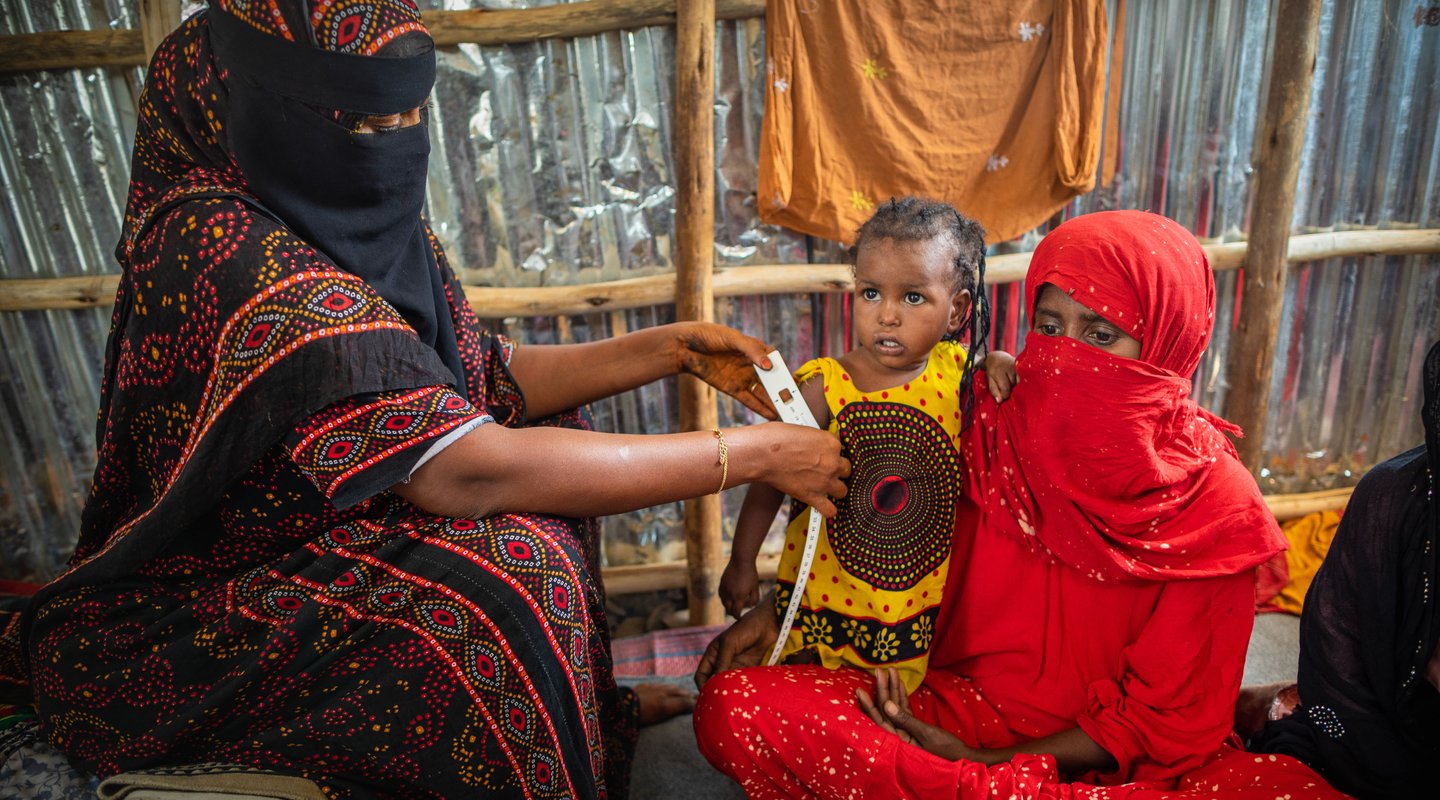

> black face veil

[{"left": 207, "top": 3, "right": 464, "bottom": 388}]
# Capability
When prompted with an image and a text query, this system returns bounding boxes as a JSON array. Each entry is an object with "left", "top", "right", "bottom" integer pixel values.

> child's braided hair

[{"left": 849, "top": 196, "right": 992, "bottom": 434}]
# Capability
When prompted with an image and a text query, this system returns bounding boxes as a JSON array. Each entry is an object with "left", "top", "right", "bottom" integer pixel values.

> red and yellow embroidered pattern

[
  {"left": 219, "top": 0, "right": 429, "bottom": 55},
  {"left": 289, "top": 386, "right": 484, "bottom": 499}
]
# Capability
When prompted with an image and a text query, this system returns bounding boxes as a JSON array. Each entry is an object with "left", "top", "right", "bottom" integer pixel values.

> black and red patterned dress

[{"left": 23, "top": 2, "right": 635, "bottom": 798}]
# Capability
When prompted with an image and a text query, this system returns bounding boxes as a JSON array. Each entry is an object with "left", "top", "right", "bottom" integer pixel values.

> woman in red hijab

[{"left": 692, "top": 211, "right": 1349, "bottom": 798}]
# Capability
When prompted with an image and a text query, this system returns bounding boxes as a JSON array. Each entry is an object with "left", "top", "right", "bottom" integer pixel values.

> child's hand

[
  {"left": 719, "top": 559, "right": 760, "bottom": 619},
  {"left": 983, "top": 350, "right": 1018, "bottom": 402}
]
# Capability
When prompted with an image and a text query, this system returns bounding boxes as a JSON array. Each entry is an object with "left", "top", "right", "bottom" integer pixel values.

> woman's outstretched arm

[
  {"left": 394, "top": 421, "right": 847, "bottom": 521},
  {"left": 506, "top": 321, "right": 779, "bottom": 420}
]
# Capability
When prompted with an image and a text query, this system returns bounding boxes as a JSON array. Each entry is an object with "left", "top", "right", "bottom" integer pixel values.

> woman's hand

[
  {"left": 857, "top": 670, "right": 1118, "bottom": 774},
  {"left": 856, "top": 667, "right": 988, "bottom": 762},
  {"left": 507, "top": 321, "right": 778, "bottom": 420},
  {"left": 694, "top": 595, "right": 781, "bottom": 688},
  {"left": 668, "top": 322, "right": 779, "bottom": 419},
  {"left": 729, "top": 423, "right": 849, "bottom": 517}
]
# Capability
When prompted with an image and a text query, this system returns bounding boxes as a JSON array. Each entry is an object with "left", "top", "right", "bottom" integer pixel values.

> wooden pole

[
  {"left": 138, "top": 0, "right": 183, "bottom": 62},
  {"left": 1224, "top": 0, "right": 1324, "bottom": 472},
  {"left": 674, "top": 0, "right": 722, "bottom": 626}
]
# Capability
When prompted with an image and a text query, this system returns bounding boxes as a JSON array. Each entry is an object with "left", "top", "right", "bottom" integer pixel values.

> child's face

[
  {"left": 1030, "top": 283, "right": 1141, "bottom": 358},
  {"left": 852, "top": 237, "right": 970, "bottom": 372}
]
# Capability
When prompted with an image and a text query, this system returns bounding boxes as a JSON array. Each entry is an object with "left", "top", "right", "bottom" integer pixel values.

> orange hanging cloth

[{"left": 759, "top": 0, "right": 1120, "bottom": 244}]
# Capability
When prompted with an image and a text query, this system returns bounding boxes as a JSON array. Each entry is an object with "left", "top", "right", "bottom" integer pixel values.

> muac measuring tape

[{"left": 752, "top": 350, "right": 826, "bottom": 667}]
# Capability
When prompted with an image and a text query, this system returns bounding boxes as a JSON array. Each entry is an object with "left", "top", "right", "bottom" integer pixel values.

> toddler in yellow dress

[{"left": 720, "top": 197, "right": 1011, "bottom": 692}]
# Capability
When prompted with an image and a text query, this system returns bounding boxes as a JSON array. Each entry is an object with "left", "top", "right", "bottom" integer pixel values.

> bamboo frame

[
  {"left": 600, "top": 485, "right": 1357, "bottom": 595},
  {"left": 0, "top": 0, "right": 765, "bottom": 74},
  {"left": 5, "top": 229, "right": 1436, "bottom": 315},
  {"left": 1224, "top": 0, "right": 1325, "bottom": 472}
]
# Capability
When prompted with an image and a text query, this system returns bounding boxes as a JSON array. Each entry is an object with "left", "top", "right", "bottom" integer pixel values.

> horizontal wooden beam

[
  {"left": 0, "top": 274, "right": 119, "bottom": 311},
  {"left": 1261, "top": 486, "right": 1352, "bottom": 521},
  {"left": 599, "top": 485, "right": 1356, "bottom": 595},
  {"left": 4, "top": 228, "right": 1436, "bottom": 315},
  {"left": 0, "top": 29, "right": 145, "bottom": 72},
  {"left": 0, "top": 0, "right": 766, "bottom": 74},
  {"left": 604, "top": 553, "right": 779, "bottom": 596},
  {"left": 1204, "top": 227, "right": 1440, "bottom": 271},
  {"left": 428, "top": 0, "right": 764, "bottom": 48},
  {"left": 466, "top": 263, "right": 856, "bottom": 317}
]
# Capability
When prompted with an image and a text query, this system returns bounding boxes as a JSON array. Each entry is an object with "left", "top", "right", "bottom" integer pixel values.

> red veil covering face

[{"left": 962, "top": 210, "right": 1285, "bottom": 583}]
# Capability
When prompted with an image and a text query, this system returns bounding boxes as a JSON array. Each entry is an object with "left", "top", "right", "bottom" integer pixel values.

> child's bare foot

[{"left": 633, "top": 682, "right": 697, "bottom": 725}]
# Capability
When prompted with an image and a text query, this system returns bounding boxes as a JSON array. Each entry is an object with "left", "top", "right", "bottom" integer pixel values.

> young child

[{"left": 720, "top": 196, "right": 1006, "bottom": 692}]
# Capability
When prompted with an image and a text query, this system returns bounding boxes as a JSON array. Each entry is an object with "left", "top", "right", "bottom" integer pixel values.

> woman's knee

[
  {"left": 693, "top": 667, "right": 749, "bottom": 739},
  {"left": 694, "top": 667, "right": 772, "bottom": 770},
  {"left": 694, "top": 665, "right": 862, "bottom": 750}
]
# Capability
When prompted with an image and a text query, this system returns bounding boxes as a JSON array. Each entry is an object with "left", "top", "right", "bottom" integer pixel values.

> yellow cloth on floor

[
  {"left": 1272, "top": 510, "right": 1341, "bottom": 615},
  {"left": 759, "top": 0, "right": 1120, "bottom": 244}
]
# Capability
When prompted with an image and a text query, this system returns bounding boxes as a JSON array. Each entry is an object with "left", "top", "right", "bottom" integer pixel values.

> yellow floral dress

[{"left": 774, "top": 341, "right": 967, "bottom": 691}]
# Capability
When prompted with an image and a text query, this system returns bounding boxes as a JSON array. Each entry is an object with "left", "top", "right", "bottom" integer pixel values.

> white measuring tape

[{"left": 752, "top": 350, "right": 826, "bottom": 667}]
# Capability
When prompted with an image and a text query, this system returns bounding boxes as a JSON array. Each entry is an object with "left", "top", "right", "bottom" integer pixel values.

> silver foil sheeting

[{"left": 1, "top": 0, "right": 1437, "bottom": 581}]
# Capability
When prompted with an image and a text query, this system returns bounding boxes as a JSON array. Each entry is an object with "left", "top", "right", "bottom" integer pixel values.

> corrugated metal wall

[{"left": 2, "top": 0, "right": 1437, "bottom": 582}]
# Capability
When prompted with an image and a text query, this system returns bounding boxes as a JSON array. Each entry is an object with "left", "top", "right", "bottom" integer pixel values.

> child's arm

[
  {"left": 797, "top": 371, "right": 832, "bottom": 429},
  {"left": 982, "top": 349, "right": 1017, "bottom": 402},
  {"left": 722, "top": 484, "right": 784, "bottom": 618},
  {"left": 720, "top": 370, "right": 835, "bottom": 619}
]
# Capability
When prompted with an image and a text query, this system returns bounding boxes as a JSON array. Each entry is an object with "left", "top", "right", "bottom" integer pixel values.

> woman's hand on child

[
  {"left": 857, "top": 667, "right": 989, "bottom": 763},
  {"left": 983, "top": 350, "right": 1018, "bottom": 402},
  {"left": 695, "top": 596, "right": 781, "bottom": 688},
  {"left": 668, "top": 322, "right": 780, "bottom": 419},
  {"left": 719, "top": 560, "right": 760, "bottom": 619},
  {"left": 729, "top": 424, "right": 849, "bottom": 517}
]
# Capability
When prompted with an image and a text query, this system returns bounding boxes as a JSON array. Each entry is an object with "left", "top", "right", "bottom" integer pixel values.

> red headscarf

[{"left": 962, "top": 210, "right": 1285, "bottom": 581}]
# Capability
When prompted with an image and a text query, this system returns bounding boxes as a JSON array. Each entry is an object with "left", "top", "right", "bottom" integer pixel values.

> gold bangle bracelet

[{"left": 711, "top": 427, "right": 729, "bottom": 494}]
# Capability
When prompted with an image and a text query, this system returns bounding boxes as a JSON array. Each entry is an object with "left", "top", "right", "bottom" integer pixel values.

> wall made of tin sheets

[{"left": 1, "top": 0, "right": 1436, "bottom": 582}]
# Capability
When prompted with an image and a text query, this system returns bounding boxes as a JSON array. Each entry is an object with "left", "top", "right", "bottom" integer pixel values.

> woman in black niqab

[
  {"left": 1250, "top": 339, "right": 1440, "bottom": 798},
  {"left": 16, "top": 1, "right": 847, "bottom": 797}
]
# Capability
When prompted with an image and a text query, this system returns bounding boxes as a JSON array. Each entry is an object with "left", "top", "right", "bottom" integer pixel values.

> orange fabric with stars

[
  {"left": 774, "top": 341, "right": 967, "bottom": 691},
  {"left": 759, "top": 0, "right": 1119, "bottom": 245}
]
